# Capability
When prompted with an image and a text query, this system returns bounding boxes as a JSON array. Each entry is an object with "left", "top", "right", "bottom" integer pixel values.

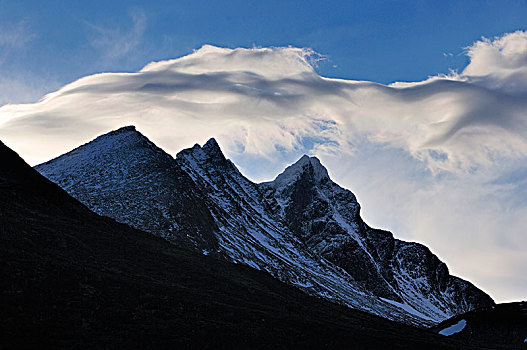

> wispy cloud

[
  {"left": 0, "top": 19, "right": 35, "bottom": 65},
  {"left": 1, "top": 32, "right": 527, "bottom": 302},
  {"left": 0, "top": 74, "right": 60, "bottom": 106},
  {"left": 0, "top": 19, "right": 35, "bottom": 48},
  {"left": 84, "top": 10, "right": 147, "bottom": 62},
  {"left": 0, "top": 19, "right": 51, "bottom": 105}
]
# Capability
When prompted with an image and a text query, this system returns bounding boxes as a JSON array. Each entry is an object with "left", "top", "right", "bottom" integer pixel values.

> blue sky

[
  {"left": 2, "top": 0, "right": 527, "bottom": 104},
  {"left": 1, "top": 1, "right": 527, "bottom": 303}
]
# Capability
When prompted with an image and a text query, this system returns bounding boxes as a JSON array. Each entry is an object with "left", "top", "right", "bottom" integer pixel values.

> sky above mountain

[
  {"left": 1, "top": 1, "right": 526, "bottom": 303},
  {"left": 2, "top": 0, "right": 527, "bottom": 105}
]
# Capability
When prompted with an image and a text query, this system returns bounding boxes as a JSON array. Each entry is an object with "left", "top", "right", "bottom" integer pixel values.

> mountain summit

[
  {"left": 261, "top": 155, "right": 493, "bottom": 319},
  {"left": 35, "top": 125, "right": 220, "bottom": 252},
  {"left": 270, "top": 155, "right": 330, "bottom": 187},
  {"left": 35, "top": 126, "right": 494, "bottom": 326}
]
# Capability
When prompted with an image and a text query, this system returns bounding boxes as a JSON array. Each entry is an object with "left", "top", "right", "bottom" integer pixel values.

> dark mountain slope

[
  {"left": 0, "top": 141, "right": 481, "bottom": 349},
  {"left": 431, "top": 301, "right": 527, "bottom": 349}
]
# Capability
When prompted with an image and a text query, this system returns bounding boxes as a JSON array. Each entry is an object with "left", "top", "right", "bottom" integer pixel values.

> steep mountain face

[
  {"left": 35, "top": 126, "right": 219, "bottom": 253},
  {"left": 4, "top": 140, "right": 478, "bottom": 349},
  {"left": 260, "top": 155, "right": 493, "bottom": 322},
  {"left": 36, "top": 126, "right": 494, "bottom": 326},
  {"left": 171, "top": 136, "right": 423, "bottom": 324},
  {"left": 261, "top": 156, "right": 395, "bottom": 299}
]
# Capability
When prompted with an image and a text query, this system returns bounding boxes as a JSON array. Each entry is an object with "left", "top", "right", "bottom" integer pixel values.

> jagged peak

[
  {"left": 177, "top": 137, "right": 230, "bottom": 168},
  {"left": 202, "top": 137, "right": 223, "bottom": 156},
  {"left": 204, "top": 137, "right": 219, "bottom": 148},
  {"left": 269, "top": 154, "right": 330, "bottom": 188},
  {"left": 296, "top": 154, "right": 325, "bottom": 169}
]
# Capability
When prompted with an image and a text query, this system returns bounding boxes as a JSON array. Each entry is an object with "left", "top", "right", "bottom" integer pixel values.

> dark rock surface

[{"left": 431, "top": 301, "right": 527, "bottom": 349}]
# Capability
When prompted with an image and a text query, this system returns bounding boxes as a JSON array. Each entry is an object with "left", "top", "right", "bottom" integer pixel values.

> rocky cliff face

[
  {"left": 36, "top": 126, "right": 494, "bottom": 326},
  {"left": 261, "top": 156, "right": 397, "bottom": 299},
  {"left": 260, "top": 155, "right": 493, "bottom": 321}
]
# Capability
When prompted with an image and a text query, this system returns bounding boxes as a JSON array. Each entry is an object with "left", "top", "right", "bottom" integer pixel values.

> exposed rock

[{"left": 36, "top": 126, "right": 494, "bottom": 326}]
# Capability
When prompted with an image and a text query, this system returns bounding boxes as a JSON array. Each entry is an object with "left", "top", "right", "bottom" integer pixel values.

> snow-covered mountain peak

[
  {"left": 177, "top": 137, "right": 237, "bottom": 176},
  {"left": 203, "top": 137, "right": 221, "bottom": 153},
  {"left": 269, "top": 154, "right": 329, "bottom": 189},
  {"left": 35, "top": 126, "right": 220, "bottom": 251},
  {"left": 96, "top": 125, "right": 143, "bottom": 143},
  {"left": 36, "top": 124, "right": 159, "bottom": 173},
  {"left": 202, "top": 137, "right": 228, "bottom": 162}
]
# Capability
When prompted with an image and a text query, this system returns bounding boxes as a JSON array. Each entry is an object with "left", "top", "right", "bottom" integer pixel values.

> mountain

[
  {"left": 34, "top": 126, "right": 220, "bottom": 253},
  {"left": 0, "top": 139, "right": 483, "bottom": 349},
  {"left": 35, "top": 126, "right": 494, "bottom": 326},
  {"left": 430, "top": 301, "right": 527, "bottom": 349},
  {"left": 260, "top": 155, "right": 493, "bottom": 321}
]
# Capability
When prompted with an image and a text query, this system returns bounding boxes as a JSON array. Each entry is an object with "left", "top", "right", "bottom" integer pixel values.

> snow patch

[
  {"left": 380, "top": 298, "right": 436, "bottom": 322},
  {"left": 438, "top": 319, "right": 467, "bottom": 336}
]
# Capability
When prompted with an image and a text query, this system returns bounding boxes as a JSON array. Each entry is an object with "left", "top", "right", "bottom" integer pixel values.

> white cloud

[
  {"left": 463, "top": 31, "right": 527, "bottom": 89},
  {"left": 1, "top": 32, "right": 527, "bottom": 302}
]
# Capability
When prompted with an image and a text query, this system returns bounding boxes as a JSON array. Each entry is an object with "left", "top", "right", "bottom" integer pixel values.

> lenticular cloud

[
  {"left": 2, "top": 36, "right": 527, "bottom": 174},
  {"left": 0, "top": 38, "right": 524, "bottom": 175},
  {"left": 1, "top": 32, "right": 527, "bottom": 302}
]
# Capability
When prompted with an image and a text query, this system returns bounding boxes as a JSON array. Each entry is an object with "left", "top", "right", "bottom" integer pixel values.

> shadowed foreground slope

[
  {"left": 431, "top": 302, "right": 527, "bottom": 349},
  {"left": 0, "top": 141, "right": 483, "bottom": 349}
]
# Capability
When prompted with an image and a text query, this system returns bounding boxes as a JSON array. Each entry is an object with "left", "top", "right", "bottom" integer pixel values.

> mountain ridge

[
  {"left": 35, "top": 125, "right": 494, "bottom": 326},
  {"left": 4, "top": 139, "right": 483, "bottom": 349}
]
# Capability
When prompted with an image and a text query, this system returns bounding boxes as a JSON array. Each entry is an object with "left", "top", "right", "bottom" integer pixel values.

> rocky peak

[
  {"left": 35, "top": 125, "right": 162, "bottom": 174},
  {"left": 202, "top": 137, "right": 222, "bottom": 156},
  {"left": 95, "top": 125, "right": 144, "bottom": 145},
  {"left": 177, "top": 137, "right": 236, "bottom": 175},
  {"left": 34, "top": 126, "right": 220, "bottom": 252},
  {"left": 269, "top": 155, "right": 329, "bottom": 190},
  {"left": 108, "top": 125, "right": 136, "bottom": 134},
  {"left": 178, "top": 138, "right": 215, "bottom": 160}
]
